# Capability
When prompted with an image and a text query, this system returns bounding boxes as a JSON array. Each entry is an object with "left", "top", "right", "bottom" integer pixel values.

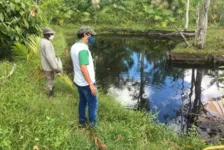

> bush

[{"left": 0, "top": 0, "right": 42, "bottom": 59}]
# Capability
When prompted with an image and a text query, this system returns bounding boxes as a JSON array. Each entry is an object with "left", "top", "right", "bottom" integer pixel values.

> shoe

[
  {"left": 48, "top": 87, "right": 56, "bottom": 98},
  {"left": 78, "top": 123, "right": 87, "bottom": 128},
  {"left": 89, "top": 122, "right": 96, "bottom": 128},
  {"left": 48, "top": 90, "right": 55, "bottom": 97}
]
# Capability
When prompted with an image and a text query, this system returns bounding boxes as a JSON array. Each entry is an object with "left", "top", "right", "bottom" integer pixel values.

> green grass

[
  {"left": 173, "top": 26, "right": 224, "bottom": 55},
  {"left": 0, "top": 61, "right": 207, "bottom": 149}
]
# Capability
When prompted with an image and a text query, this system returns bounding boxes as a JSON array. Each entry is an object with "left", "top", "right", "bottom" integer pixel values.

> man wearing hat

[
  {"left": 40, "top": 27, "right": 60, "bottom": 97},
  {"left": 70, "top": 25, "right": 98, "bottom": 127}
]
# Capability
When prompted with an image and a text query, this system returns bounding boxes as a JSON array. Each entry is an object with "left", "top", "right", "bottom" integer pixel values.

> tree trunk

[
  {"left": 185, "top": 0, "right": 190, "bottom": 30},
  {"left": 194, "top": 4, "right": 200, "bottom": 46},
  {"left": 92, "top": 0, "right": 100, "bottom": 6},
  {"left": 194, "top": 0, "right": 211, "bottom": 49}
]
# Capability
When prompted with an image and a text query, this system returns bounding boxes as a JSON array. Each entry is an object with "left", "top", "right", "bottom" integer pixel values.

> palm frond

[
  {"left": 26, "top": 35, "right": 41, "bottom": 60},
  {"left": 11, "top": 42, "right": 28, "bottom": 61}
]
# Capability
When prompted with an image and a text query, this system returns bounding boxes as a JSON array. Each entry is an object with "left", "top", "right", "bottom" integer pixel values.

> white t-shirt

[{"left": 70, "top": 41, "right": 95, "bottom": 86}]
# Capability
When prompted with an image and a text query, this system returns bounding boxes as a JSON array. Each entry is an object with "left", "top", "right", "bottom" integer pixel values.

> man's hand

[
  {"left": 57, "top": 72, "right": 62, "bottom": 76},
  {"left": 89, "top": 84, "right": 97, "bottom": 96},
  {"left": 55, "top": 68, "right": 60, "bottom": 73}
]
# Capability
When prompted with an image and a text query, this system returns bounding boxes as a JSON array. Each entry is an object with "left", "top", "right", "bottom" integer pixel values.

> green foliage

[
  {"left": 92, "top": 0, "right": 176, "bottom": 27},
  {"left": 26, "top": 35, "right": 41, "bottom": 59},
  {"left": 40, "top": 0, "right": 223, "bottom": 28},
  {"left": 209, "top": 0, "right": 224, "bottom": 25},
  {"left": 40, "top": 0, "right": 74, "bottom": 25},
  {"left": 0, "top": 0, "right": 42, "bottom": 59},
  {"left": 11, "top": 42, "right": 28, "bottom": 61},
  {"left": 34, "top": 0, "right": 180, "bottom": 27},
  {"left": 11, "top": 35, "right": 41, "bottom": 62},
  {"left": 43, "top": 0, "right": 219, "bottom": 28}
]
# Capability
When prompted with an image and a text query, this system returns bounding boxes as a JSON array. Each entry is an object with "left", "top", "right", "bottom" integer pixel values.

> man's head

[
  {"left": 43, "top": 27, "right": 55, "bottom": 40},
  {"left": 77, "top": 26, "right": 96, "bottom": 43}
]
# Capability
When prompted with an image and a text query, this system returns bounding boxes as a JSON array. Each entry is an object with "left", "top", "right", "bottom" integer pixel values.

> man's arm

[
  {"left": 80, "top": 65, "right": 93, "bottom": 85},
  {"left": 78, "top": 50, "right": 96, "bottom": 95},
  {"left": 45, "top": 42, "right": 59, "bottom": 72},
  {"left": 80, "top": 65, "right": 97, "bottom": 96}
]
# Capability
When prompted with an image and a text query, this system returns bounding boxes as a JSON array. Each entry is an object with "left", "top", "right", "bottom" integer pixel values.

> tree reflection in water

[
  {"left": 66, "top": 35, "right": 224, "bottom": 140},
  {"left": 184, "top": 68, "right": 224, "bottom": 143},
  {"left": 90, "top": 35, "right": 179, "bottom": 109},
  {"left": 188, "top": 69, "right": 203, "bottom": 126}
]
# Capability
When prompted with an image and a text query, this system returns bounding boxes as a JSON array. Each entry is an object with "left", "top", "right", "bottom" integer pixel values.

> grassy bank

[
  {"left": 0, "top": 61, "right": 207, "bottom": 150},
  {"left": 172, "top": 26, "right": 224, "bottom": 55}
]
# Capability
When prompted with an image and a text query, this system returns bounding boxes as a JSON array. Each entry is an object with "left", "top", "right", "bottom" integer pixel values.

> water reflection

[
  {"left": 67, "top": 35, "right": 224, "bottom": 140},
  {"left": 90, "top": 35, "right": 186, "bottom": 113}
]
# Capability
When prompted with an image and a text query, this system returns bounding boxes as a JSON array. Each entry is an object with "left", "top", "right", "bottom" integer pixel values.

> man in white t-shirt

[{"left": 70, "top": 26, "right": 98, "bottom": 127}]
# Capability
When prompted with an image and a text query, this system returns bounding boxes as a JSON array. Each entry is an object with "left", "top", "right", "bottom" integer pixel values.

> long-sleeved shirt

[{"left": 40, "top": 38, "right": 58, "bottom": 71}]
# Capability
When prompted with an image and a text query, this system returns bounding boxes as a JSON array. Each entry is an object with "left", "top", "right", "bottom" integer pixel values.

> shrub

[{"left": 0, "top": 0, "right": 42, "bottom": 59}]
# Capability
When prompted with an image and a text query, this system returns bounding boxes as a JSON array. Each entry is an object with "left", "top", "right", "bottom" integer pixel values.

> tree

[
  {"left": 185, "top": 0, "right": 190, "bottom": 30},
  {"left": 194, "top": 0, "right": 211, "bottom": 49}
]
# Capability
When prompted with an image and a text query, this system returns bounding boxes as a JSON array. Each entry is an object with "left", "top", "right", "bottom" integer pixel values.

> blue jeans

[{"left": 75, "top": 83, "right": 98, "bottom": 127}]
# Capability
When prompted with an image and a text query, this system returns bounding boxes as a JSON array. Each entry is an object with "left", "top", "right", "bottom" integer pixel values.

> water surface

[{"left": 68, "top": 35, "right": 224, "bottom": 140}]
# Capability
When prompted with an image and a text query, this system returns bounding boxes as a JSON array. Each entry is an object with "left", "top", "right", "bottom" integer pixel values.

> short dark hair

[{"left": 77, "top": 33, "right": 84, "bottom": 39}]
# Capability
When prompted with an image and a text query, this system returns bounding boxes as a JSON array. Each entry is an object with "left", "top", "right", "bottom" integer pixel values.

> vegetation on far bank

[{"left": 172, "top": 26, "right": 224, "bottom": 55}]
